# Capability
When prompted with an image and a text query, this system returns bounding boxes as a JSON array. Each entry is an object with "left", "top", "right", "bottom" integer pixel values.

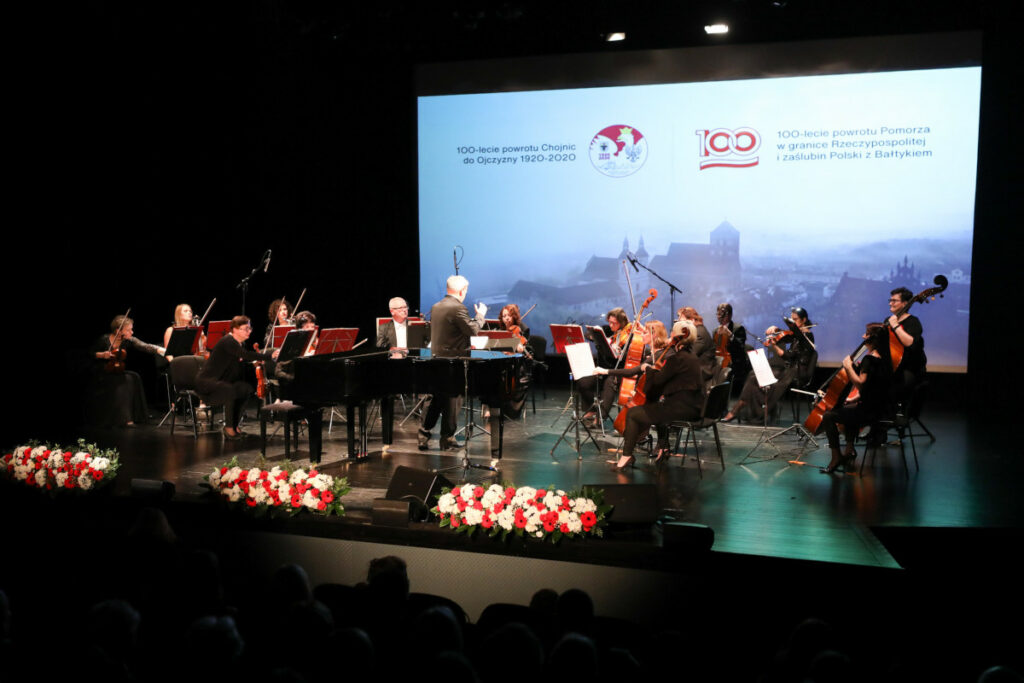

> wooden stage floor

[{"left": 83, "top": 386, "right": 1021, "bottom": 571}]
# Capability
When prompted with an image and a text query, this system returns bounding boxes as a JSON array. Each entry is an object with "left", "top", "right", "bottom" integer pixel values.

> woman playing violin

[
  {"left": 89, "top": 315, "right": 165, "bottom": 427},
  {"left": 714, "top": 303, "right": 750, "bottom": 391},
  {"left": 163, "top": 303, "right": 206, "bottom": 353},
  {"left": 723, "top": 307, "right": 816, "bottom": 423}
]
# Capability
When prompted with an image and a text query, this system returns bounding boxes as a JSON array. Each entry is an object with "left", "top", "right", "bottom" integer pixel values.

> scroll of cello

[{"left": 802, "top": 275, "right": 948, "bottom": 435}]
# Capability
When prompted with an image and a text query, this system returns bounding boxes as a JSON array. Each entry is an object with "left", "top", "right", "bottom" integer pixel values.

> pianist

[
  {"left": 418, "top": 275, "right": 487, "bottom": 452},
  {"left": 376, "top": 297, "right": 410, "bottom": 353}
]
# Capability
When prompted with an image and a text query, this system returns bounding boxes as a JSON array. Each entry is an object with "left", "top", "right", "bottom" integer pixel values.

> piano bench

[{"left": 258, "top": 402, "right": 318, "bottom": 459}]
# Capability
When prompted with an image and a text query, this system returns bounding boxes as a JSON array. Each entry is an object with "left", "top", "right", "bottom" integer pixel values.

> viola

[{"left": 803, "top": 275, "right": 947, "bottom": 435}]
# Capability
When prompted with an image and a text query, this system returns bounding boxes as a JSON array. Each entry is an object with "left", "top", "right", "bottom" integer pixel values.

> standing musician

[
  {"left": 163, "top": 303, "right": 206, "bottom": 352},
  {"left": 820, "top": 324, "right": 892, "bottom": 473},
  {"left": 723, "top": 307, "right": 816, "bottom": 423},
  {"left": 417, "top": 275, "right": 487, "bottom": 452},
  {"left": 265, "top": 298, "right": 293, "bottom": 348},
  {"left": 714, "top": 302, "right": 750, "bottom": 391},
  {"left": 886, "top": 286, "right": 927, "bottom": 397},
  {"left": 578, "top": 307, "right": 632, "bottom": 424},
  {"left": 376, "top": 297, "right": 411, "bottom": 353},
  {"left": 89, "top": 315, "right": 166, "bottom": 427},
  {"left": 610, "top": 319, "right": 704, "bottom": 471},
  {"left": 677, "top": 306, "right": 716, "bottom": 381},
  {"left": 197, "top": 316, "right": 279, "bottom": 440}
]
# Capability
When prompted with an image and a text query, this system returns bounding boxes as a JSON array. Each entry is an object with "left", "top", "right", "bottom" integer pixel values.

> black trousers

[
  {"left": 421, "top": 394, "right": 459, "bottom": 440},
  {"left": 622, "top": 401, "right": 700, "bottom": 457},
  {"left": 821, "top": 401, "right": 880, "bottom": 449},
  {"left": 197, "top": 379, "right": 252, "bottom": 429}
]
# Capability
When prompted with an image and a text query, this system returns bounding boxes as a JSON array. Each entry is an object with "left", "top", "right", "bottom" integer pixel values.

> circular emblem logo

[{"left": 589, "top": 124, "right": 648, "bottom": 177}]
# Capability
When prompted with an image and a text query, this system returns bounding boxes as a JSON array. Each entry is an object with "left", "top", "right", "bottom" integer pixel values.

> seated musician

[
  {"left": 820, "top": 324, "right": 892, "bottom": 473},
  {"left": 89, "top": 315, "right": 165, "bottom": 427},
  {"left": 611, "top": 319, "right": 704, "bottom": 471},
  {"left": 578, "top": 307, "right": 632, "bottom": 424},
  {"left": 714, "top": 302, "right": 750, "bottom": 393},
  {"left": 197, "top": 316, "right": 279, "bottom": 439},
  {"left": 677, "top": 306, "right": 716, "bottom": 381},
  {"left": 724, "top": 307, "right": 816, "bottom": 423},
  {"left": 886, "top": 286, "right": 927, "bottom": 399},
  {"left": 418, "top": 275, "right": 487, "bottom": 453},
  {"left": 264, "top": 298, "right": 293, "bottom": 348},
  {"left": 163, "top": 303, "right": 206, "bottom": 354},
  {"left": 481, "top": 304, "right": 533, "bottom": 465},
  {"left": 293, "top": 310, "right": 318, "bottom": 356},
  {"left": 376, "top": 297, "right": 410, "bottom": 355}
]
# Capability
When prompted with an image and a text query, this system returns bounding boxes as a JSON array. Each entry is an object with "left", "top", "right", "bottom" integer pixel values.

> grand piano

[{"left": 279, "top": 348, "right": 526, "bottom": 463}]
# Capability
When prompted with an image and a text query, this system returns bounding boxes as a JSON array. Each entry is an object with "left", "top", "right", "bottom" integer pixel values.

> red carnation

[
  {"left": 493, "top": 502, "right": 504, "bottom": 513},
  {"left": 259, "top": 471, "right": 269, "bottom": 480},
  {"left": 65, "top": 478, "right": 75, "bottom": 489}
]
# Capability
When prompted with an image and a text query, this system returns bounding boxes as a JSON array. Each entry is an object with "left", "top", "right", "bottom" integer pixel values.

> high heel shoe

[
  {"left": 654, "top": 448, "right": 671, "bottom": 465},
  {"left": 610, "top": 455, "right": 636, "bottom": 472},
  {"left": 841, "top": 448, "right": 858, "bottom": 471}
]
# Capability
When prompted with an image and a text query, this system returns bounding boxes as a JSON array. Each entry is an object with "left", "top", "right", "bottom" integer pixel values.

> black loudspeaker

[
  {"left": 383, "top": 466, "right": 454, "bottom": 522},
  {"left": 372, "top": 498, "right": 413, "bottom": 528},
  {"left": 587, "top": 483, "right": 658, "bottom": 525},
  {"left": 130, "top": 478, "right": 175, "bottom": 502},
  {"left": 660, "top": 522, "right": 714, "bottom": 552}
]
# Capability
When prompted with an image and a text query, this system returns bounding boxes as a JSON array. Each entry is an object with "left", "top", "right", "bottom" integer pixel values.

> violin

[
  {"left": 763, "top": 327, "right": 793, "bottom": 347},
  {"left": 253, "top": 343, "right": 268, "bottom": 400},
  {"left": 104, "top": 308, "right": 131, "bottom": 373}
]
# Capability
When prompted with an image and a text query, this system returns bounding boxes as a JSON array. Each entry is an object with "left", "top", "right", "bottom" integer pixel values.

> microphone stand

[
  {"left": 236, "top": 251, "right": 270, "bottom": 317},
  {"left": 627, "top": 252, "right": 683, "bottom": 322}
]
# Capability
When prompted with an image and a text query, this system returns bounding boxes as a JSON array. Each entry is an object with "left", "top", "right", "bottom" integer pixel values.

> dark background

[{"left": 5, "top": 0, "right": 1018, "bottom": 446}]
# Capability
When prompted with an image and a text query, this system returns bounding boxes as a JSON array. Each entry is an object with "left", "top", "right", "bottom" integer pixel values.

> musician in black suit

[
  {"left": 376, "top": 297, "right": 410, "bottom": 351},
  {"left": 418, "top": 275, "right": 487, "bottom": 451}
]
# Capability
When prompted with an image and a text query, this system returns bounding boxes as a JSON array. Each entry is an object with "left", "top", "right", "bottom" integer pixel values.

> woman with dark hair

[
  {"left": 820, "top": 324, "right": 892, "bottom": 473},
  {"left": 579, "top": 307, "right": 637, "bottom": 424},
  {"left": 264, "top": 298, "right": 293, "bottom": 348},
  {"left": 723, "top": 307, "right": 817, "bottom": 423},
  {"left": 886, "top": 286, "right": 927, "bottom": 395},
  {"left": 197, "top": 316, "right": 278, "bottom": 439}
]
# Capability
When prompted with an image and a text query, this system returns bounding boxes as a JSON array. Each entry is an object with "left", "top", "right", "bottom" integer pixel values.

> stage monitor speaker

[
  {"left": 585, "top": 483, "right": 658, "bottom": 525},
  {"left": 660, "top": 522, "right": 714, "bottom": 553},
  {"left": 372, "top": 498, "right": 413, "bottom": 528},
  {"left": 384, "top": 466, "right": 454, "bottom": 522},
  {"left": 130, "top": 478, "right": 175, "bottom": 502}
]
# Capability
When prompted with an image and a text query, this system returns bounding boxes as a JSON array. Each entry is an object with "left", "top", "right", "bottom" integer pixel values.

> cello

[
  {"left": 803, "top": 275, "right": 948, "bottom": 435},
  {"left": 611, "top": 288, "right": 658, "bottom": 435}
]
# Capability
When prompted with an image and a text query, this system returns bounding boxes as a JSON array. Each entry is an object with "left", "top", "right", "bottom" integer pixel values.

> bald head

[{"left": 446, "top": 275, "right": 469, "bottom": 302}]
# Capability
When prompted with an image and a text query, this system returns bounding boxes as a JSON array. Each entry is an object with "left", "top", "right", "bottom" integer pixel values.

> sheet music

[
  {"left": 748, "top": 348, "right": 778, "bottom": 389},
  {"left": 565, "top": 342, "right": 596, "bottom": 379}
]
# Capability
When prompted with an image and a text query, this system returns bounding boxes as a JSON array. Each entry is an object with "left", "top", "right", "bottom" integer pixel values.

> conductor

[{"left": 418, "top": 275, "right": 487, "bottom": 451}]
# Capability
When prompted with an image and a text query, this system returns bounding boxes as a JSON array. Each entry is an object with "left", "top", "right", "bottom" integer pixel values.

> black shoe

[
  {"left": 417, "top": 428, "right": 431, "bottom": 451},
  {"left": 440, "top": 437, "right": 464, "bottom": 451}
]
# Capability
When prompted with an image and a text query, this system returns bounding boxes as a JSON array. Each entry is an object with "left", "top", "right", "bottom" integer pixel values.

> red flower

[
  {"left": 481, "top": 516, "right": 494, "bottom": 529},
  {"left": 259, "top": 471, "right": 269, "bottom": 480},
  {"left": 543, "top": 521, "right": 555, "bottom": 533},
  {"left": 473, "top": 501, "right": 483, "bottom": 510},
  {"left": 93, "top": 470, "right": 104, "bottom": 481},
  {"left": 322, "top": 490, "right": 334, "bottom": 503},
  {"left": 309, "top": 469, "right": 318, "bottom": 477},
  {"left": 535, "top": 490, "right": 546, "bottom": 501},
  {"left": 581, "top": 511, "right": 597, "bottom": 529},
  {"left": 456, "top": 499, "right": 467, "bottom": 512},
  {"left": 560, "top": 523, "right": 570, "bottom": 534},
  {"left": 451, "top": 516, "right": 461, "bottom": 528},
  {"left": 473, "top": 486, "right": 484, "bottom": 498},
  {"left": 246, "top": 499, "right": 258, "bottom": 507},
  {"left": 65, "top": 478, "right": 75, "bottom": 489},
  {"left": 220, "top": 467, "right": 228, "bottom": 475},
  {"left": 311, "top": 487, "right": 320, "bottom": 497},
  {"left": 492, "top": 502, "right": 504, "bottom": 513},
  {"left": 64, "top": 452, "right": 72, "bottom": 463},
  {"left": 317, "top": 501, "right": 326, "bottom": 511},
  {"left": 514, "top": 516, "right": 526, "bottom": 529},
  {"left": 291, "top": 495, "right": 303, "bottom": 507}
]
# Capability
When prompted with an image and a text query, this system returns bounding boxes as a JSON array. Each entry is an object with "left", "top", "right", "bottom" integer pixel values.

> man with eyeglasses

[
  {"left": 197, "top": 315, "right": 279, "bottom": 439},
  {"left": 377, "top": 297, "right": 411, "bottom": 351}
]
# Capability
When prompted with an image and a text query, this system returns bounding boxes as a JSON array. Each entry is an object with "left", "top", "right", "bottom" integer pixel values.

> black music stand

[
  {"left": 278, "top": 329, "right": 316, "bottom": 362},
  {"left": 738, "top": 348, "right": 789, "bottom": 465},
  {"left": 549, "top": 327, "right": 602, "bottom": 460},
  {"left": 164, "top": 327, "right": 203, "bottom": 358},
  {"left": 433, "top": 354, "right": 503, "bottom": 478}
]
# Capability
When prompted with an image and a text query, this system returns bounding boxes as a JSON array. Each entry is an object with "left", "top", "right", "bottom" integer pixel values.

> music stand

[
  {"left": 269, "top": 325, "right": 295, "bottom": 349},
  {"left": 165, "top": 327, "right": 202, "bottom": 358},
  {"left": 549, "top": 325, "right": 602, "bottom": 460},
  {"left": 315, "top": 328, "right": 358, "bottom": 355},
  {"left": 206, "top": 321, "right": 231, "bottom": 350},
  {"left": 737, "top": 348, "right": 787, "bottom": 465},
  {"left": 433, "top": 352, "right": 507, "bottom": 478},
  {"left": 278, "top": 329, "right": 316, "bottom": 362},
  {"left": 406, "top": 320, "right": 429, "bottom": 349}
]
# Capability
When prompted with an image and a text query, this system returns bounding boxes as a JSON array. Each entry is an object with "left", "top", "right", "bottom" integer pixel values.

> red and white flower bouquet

[
  {"left": 2, "top": 439, "right": 120, "bottom": 494},
  {"left": 433, "top": 483, "right": 610, "bottom": 543},
  {"left": 206, "top": 458, "right": 350, "bottom": 517}
]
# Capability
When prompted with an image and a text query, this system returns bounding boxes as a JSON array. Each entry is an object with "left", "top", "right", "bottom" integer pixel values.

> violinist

[
  {"left": 197, "top": 316, "right": 279, "bottom": 440},
  {"left": 293, "top": 311, "right": 318, "bottom": 356},
  {"left": 610, "top": 319, "right": 703, "bottom": 471},
  {"left": 886, "top": 286, "right": 927, "bottom": 397},
  {"left": 714, "top": 303, "right": 750, "bottom": 390},
  {"left": 265, "top": 298, "right": 293, "bottom": 348},
  {"left": 820, "top": 324, "right": 892, "bottom": 473},
  {"left": 579, "top": 308, "right": 633, "bottom": 424},
  {"left": 89, "top": 315, "right": 165, "bottom": 427},
  {"left": 163, "top": 303, "right": 206, "bottom": 354},
  {"left": 499, "top": 304, "right": 530, "bottom": 352},
  {"left": 723, "top": 307, "right": 816, "bottom": 423},
  {"left": 677, "top": 306, "right": 716, "bottom": 380}
]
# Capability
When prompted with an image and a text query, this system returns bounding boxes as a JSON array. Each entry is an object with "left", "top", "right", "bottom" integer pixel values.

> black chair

[
  {"left": 669, "top": 381, "right": 731, "bottom": 477},
  {"left": 168, "top": 355, "right": 210, "bottom": 438},
  {"left": 527, "top": 335, "right": 548, "bottom": 413},
  {"left": 788, "top": 349, "right": 819, "bottom": 423},
  {"left": 258, "top": 401, "right": 320, "bottom": 458},
  {"left": 860, "top": 380, "right": 929, "bottom": 475}
]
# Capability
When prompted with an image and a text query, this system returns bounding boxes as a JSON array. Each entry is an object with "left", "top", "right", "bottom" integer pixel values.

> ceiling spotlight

[
  {"left": 704, "top": 24, "right": 729, "bottom": 35},
  {"left": 606, "top": 32, "right": 626, "bottom": 42}
]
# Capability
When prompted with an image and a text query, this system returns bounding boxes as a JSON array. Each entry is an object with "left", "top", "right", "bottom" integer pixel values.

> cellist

[
  {"left": 578, "top": 307, "right": 633, "bottom": 425},
  {"left": 886, "top": 286, "right": 927, "bottom": 398},
  {"left": 609, "top": 319, "right": 704, "bottom": 471}
]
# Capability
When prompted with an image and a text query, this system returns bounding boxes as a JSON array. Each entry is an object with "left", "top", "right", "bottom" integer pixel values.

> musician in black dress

[
  {"left": 89, "top": 315, "right": 165, "bottom": 427},
  {"left": 820, "top": 324, "right": 892, "bottom": 473},
  {"left": 579, "top": 307, "right": 631, "bottom": 424},
  {"left": 723, "top": 307, "right": 816, "bottom": 423},
  {"left": 677, "top": 306, "right": 716, "bottom": 381},
  {"left": 886, "top": 286, "right": 927, "bottom": 397},
  {"left": 197, "top": 316, "right": 278, "bottom": 439},
  {"left": 418, "top": 275, "right": 487, "bottom": 452},
  {"left": 611, "top": 320, "right": 704, "bottom": 471},
  {"left": 264, "top": 298, "right": 292, "bottom": 348},
  {"left": 715, "top": 302, "right": 750, "bottom": 392}
]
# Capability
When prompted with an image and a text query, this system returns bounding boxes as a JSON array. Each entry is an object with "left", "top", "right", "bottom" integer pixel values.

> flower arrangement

[
  {"left": 2, "top": 439, "right": 120, "bottom": 494},
  {"left": 206, "top": 458, "right": 350, "bottom": 517},
  {"left": 433, "top": 483, "right": 610, "bottom": 543}
]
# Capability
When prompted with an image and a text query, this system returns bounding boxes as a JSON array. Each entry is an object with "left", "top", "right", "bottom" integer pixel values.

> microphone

[
  {"left": 453, "top": 247, "right": 457, "bottom": 273},
  {"left": 263, "top": 250, "right": 272, "bottom": 273},
  {"left": 627, "top": 251, "right": 639, "bottom": 272}
]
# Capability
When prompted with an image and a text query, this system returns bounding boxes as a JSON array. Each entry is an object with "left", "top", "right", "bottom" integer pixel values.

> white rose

[
  {"left": 247, "top": 468, "right": 261, "bottom": 482},
  {"left": 31, "top": 446, "right": 47, "bottom": 458},
  {"left": 252, "top": 487, "right": 268, "bottom": 504},
  {"left": 56, "top": 472, "right": 68, "bottom": 487},
  {"left": 278, "top": 484, "right": 291, "bottom": 500},
  {"left": 209, "top": 470, "right": 222, "bottom": 487},
  {"left": 34, "top": 470, "right": 47, "bottom": 487},
  {"left": 77, "top": 473, "right": 94, "bottom": 490}
]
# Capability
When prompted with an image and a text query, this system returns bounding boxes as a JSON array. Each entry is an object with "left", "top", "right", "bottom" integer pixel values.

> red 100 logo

[{"left": 695, "top": 127, "right": 761, "bottom": 169}]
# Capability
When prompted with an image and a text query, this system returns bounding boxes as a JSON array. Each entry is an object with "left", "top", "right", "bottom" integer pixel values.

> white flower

[
  {"left": 72, "top": 452, "right": 90, "bottom": 465},
  {"left": 77, "top": 473, "right": 94, "bottom": 490},
  {"left": 289, "top": 470, "right": 308, "bottom": 485},
  {"left": 226, "top": 485, "right": 242, "bottom": 502},
  {"left": 252, "top": 486, "right": 269, "bottom": 505},
  {"left": 269, "top": 466, "right": 283, "bottom": 479},
  {"left": 34, "top": 470, "right": 47, "bottom": 487},
  {"left": 14, "top": 446, "right": 29, "bottom": 459},
  {"left": 438, "top": 493, "right": 457, "bottom": 514},
  {"left": 278, "top": 484, "right": 291, "bottom": 500},
  {"left": 302, "top": 491, "right": 318, "bottom": 509},
  {"left": 56, "top": 472, "right": 68, "bottom": 488},
  {"left": 464, "top": 508, "right": 484, "bottom": 526},
  {"left": 571, "top": 497, "right": 597, "bottom": 514},
  {"left": 247, "top": 468, "right": 262, "bottom": 482},
  {"left": 31, "top": 446, "right": 48, "bottom": 458},
  {"left": 225, "top": 466, "right": 243, "bottom": 483},
  {"left": 459, "top": 484, "right": 477, "bottom": 501},
  {"left": 497, "top": 509, "right": 515, "bottom": 531},
  {"left": 535, "top": 531, "right": 544, "bottom": 538},
  {"left": 209, "top": 470, "right": 222, "bottom": 487},
  {"left": 543, "top": 492, "right": 561, "bottom": 510},
  {"left": 91, "top": 457, "right": 110, "bottom": 471}
]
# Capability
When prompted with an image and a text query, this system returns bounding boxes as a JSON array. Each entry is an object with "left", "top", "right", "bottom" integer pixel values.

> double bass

[{"left": 802, "top": 275, "right": 947, "bottom": 435}]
